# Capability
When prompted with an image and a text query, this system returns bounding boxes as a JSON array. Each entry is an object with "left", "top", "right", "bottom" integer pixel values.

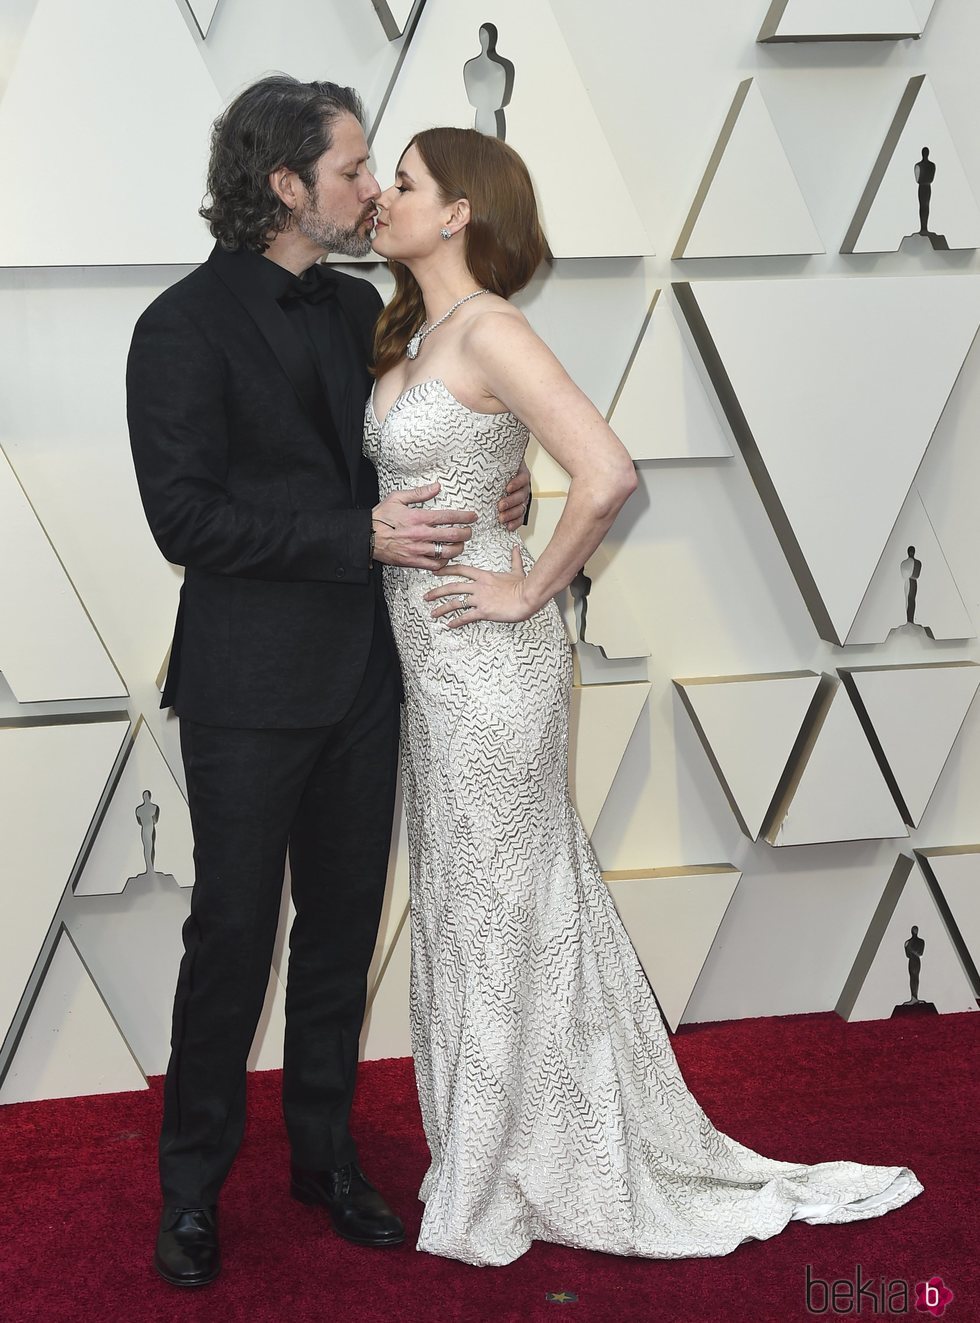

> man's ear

[{"left": 269, "top": 166, "right": 301, "bottom": 212}]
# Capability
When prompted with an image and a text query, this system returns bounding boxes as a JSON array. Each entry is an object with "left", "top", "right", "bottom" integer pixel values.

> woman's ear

[{"left": 447, "top": 197, "right": 471, "bottom": 234}]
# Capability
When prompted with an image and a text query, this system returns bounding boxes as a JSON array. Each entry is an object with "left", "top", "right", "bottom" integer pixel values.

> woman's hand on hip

[{"left": 424, "top": 546, "right": 539, "bottom": 626}]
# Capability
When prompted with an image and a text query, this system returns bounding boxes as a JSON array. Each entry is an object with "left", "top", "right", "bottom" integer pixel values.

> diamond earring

[{"left": 440, "top": 227, "right": 452, "bottom": 240}]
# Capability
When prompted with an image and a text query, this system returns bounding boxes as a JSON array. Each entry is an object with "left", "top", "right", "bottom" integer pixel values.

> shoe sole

[
  {"left": 290, "top": 1185, "right": 405, "bottom": 1247},
  {"left": 153, "top": 1255, "right": 221, "bottom": 1287}
]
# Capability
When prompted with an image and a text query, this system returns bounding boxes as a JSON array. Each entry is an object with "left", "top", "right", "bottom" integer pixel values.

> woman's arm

[{"left": 426, "top": 309, "right": 637, "bottom": 625}]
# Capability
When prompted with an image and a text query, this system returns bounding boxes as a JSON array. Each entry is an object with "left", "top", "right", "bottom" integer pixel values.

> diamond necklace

[{"left": 405, "top": 288, "right": 489, "bottom": 360}]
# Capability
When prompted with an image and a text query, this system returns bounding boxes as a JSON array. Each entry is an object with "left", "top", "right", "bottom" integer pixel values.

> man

[{"left": 127, "top": 75, "right": 530, "bottom": 1288}]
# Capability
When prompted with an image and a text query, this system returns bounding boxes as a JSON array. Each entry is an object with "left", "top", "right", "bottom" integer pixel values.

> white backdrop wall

[{"left": 2, "top": 0, "right": 979, "bottom": 1102}]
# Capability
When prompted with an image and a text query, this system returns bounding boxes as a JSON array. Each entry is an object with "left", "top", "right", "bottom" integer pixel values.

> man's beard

[{"left": 296, "top": 198, "right": 374, "bottom": 258}]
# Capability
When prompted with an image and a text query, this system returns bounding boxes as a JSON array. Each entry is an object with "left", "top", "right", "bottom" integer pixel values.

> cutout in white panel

[
  {"left": 569, "top": 683, "right": 650, "bottom": 835},
  {"left": 604, "top": 866, "right": 741, "bottom": 1032},
  {"left": 841, "top": 663, "right": 980, "bottom": 827},
  {"left": 608, "top": 290, "right": 732, "bottom": 462},
  {"left": 675, "top": 80, "right": 823, "bottom": 259},
  {"left": 847, "top": 488, "right": 974, "bottom": 644},
  {"left": 0, "top": 0, "right": 222, "bottom": 265},
  {"left": 843, "top": 76, "right": 980, "bottom": 254},
  {"left": 0, "top": 928, "right": 146, "bottom": 1104},
  {"left": 675, "top": 672, "right": 823, "bottom": 839},
  {"left": 68, "top": 866, "right": 191, "bottom": 1075},
  {"left": 837, "top": 855, "right": 977, "bottom": 1021},
  {"left": 184, "top": 0, "right": 220, "bottom": 38},
  {"left": 769, "top": 682, "right": 908, "bottom": 846},
  {"left": 579, "top": 541, "right": 650, "bottom": 661},
  {"left": 916, "top": 846, "right": 980, "bottom": 995},
  {"left": 0, "top": 450, "right": 126, "bottom": 701},
  {"left": 675, "top": 277, "right": 980, "bottom": 645},
  {"left": 0, "top": 718, "right": 129, "bottom": 1045},
  {"left": 759, "top": 0, "right": 931, "bottom": 41},
  {"left": 370, "top": 0, "right": 652, "bottom": 258},
  {"left": 75, "top": 719, "right": 193, "bottom": 895}
]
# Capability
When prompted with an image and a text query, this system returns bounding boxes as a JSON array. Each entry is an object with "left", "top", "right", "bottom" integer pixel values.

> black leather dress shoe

[
  {"left": 290, "top": 1163, "right": 405, "bottom": 1247},
  {"left": 154, "top": 1204, "right": 220, "bottom": 1286}
]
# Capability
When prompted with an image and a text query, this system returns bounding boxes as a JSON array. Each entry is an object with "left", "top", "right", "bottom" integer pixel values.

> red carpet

[{"left": 1, "top": 1010, "right": 976, "bottom": 1323}]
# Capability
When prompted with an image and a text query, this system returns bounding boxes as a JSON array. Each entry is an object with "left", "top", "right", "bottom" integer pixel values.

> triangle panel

[
  {"left": 608, "top": 290, "right": 733, "bottom": 461},
  {"left": 769, "top": 684, "right": 908, "bottom": 846},
  {"left": 0, "top": 717, "right": 129, "bottom": 1045},
  {"left": 675, "top": 80, "right": 823, "bottom": 259},
  {"left": 604, "top": 866, "right": 741, "bottom": 1031},
  {"left": 916, "top": 846, "right": 980, "bottom": 994},
  {"left": 0, "top": 449, "right": 126, "bottom": 701},
  {"left": 0, "top": 0, "right": 223, "bottom": 265},
  {"left": 675, "top": 672, "right": 822, "bottom": 839},
  {"left": 842, "top": 663, "right": 980, "bottom": 826},
  {"left": 185, "top": 0, "right": 220, "bottom": 38},
  {"left": 847, "top": 488, "right": 974, "bottom": 644},
  {"left": 837, "top": 856, "right": 977, "bottom": 1021},
  {"left": 843, "top": 76, "right": 980, "bottom": 254},
  {"left": 760, "top": 0, "right": 924, "bottom": 41},
  {"left": 570, "top": 682, "right": 650, "bottom": 835},
  {"left": 75, "top": 719, "right": 194, "bottom": 896},
  {"left": 677, "top": 276, "right": 980, "bottom": 644},
  {"left": 0, "top": 928, "right": 146, "bottom": 1104}
]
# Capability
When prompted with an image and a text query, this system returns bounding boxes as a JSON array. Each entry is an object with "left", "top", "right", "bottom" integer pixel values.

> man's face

[{"left": 294, "top": 113, "right": 381, "bottom": 258}]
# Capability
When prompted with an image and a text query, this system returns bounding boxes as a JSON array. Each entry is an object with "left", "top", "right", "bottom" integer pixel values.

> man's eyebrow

[{"left": 339, "top": 154, "right": 372, "bottom": 170}]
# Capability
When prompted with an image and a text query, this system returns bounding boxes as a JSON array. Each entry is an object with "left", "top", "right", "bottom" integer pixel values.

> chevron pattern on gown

[{"left": 363, "top": 378, "right": 922, "bottom": 1267}]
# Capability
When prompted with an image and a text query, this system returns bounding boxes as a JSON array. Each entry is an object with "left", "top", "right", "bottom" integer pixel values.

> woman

[{"left": 364, "top": 127, "right": 922, "bottom": 1267}]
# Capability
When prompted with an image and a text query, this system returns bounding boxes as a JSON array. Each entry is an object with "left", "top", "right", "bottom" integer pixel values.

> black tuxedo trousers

[{"left": 161, "top": 615, "right": 400, "bottom": 1206}]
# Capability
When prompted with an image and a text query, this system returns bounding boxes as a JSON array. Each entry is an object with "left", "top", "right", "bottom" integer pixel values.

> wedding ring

[{"left": 433, "top": 541, "right": 444, "bottom": 559}]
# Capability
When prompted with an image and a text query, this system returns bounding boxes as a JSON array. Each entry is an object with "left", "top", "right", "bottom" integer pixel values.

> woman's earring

[{"left": 440, "top": 227, "right": 452, "bottom": 240}]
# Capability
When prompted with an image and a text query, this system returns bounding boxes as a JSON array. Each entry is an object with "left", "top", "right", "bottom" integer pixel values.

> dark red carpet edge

[{"left": 1, "top": 1011, "right": 976, "bottom": 1323}]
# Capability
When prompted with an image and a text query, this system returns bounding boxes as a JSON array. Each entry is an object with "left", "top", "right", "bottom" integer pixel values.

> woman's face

[{"left": 372, "top": 144, "right": 455, "bottom": 262}]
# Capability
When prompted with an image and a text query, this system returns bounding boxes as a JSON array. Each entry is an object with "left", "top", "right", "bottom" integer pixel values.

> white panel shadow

[
  {"left": 75, "top": 719, "right": 194, "bottom": 895},
  {"left": 0, "top": 927, "right": 146, "bottom": 1104},
  {"left": 569, "top": 683, "right": 650, "bottom": 836},
  {"left": 0, "top": 0, "right": 222, "bottom": 265},
  {"left": 675, "top": 79, "right": 823, "bottom": 260},
  {"left": 840, "top": 662, "right": 980, "bottom": 827},
  {"left": 675, "top": 671, "right": 822, "bottom": 840},
  {"left": 371, "top": 0, "right": 424, "bottom": 41},
  {"left": 185, "top": 0, "right": 221, "bottom": 39},
  {"left": 0, "top": 718, "right": 129, "bottom": 1046},
  {"left": 916, "top": 846, "right": 980, "bottom": 996},
  {"left": 843, "top": 76, "right": 980, "bottom": 254},
  {"left": 0, "top": 449, "right": 126, "bottom": 702},
  {"left": 608, "top": 289, "right": 733, "bottom": 462},
  {"left": 847, "top": 488, "right": 974, "bottom": 644},
  {"left": 605, "top": 866, "right": 741, "bottom": 1032},
  {"left": 369, "top": 0, "right": 652, "bottom": 258},
  {"left": 759, "top": 0, "right": 930, "bottom": 42},
  {"left": 769, "top": 681, "right": 908, "bottom": 846},
  {"left": 676, "top": 277, "right": 980, "bottom": 645},
  {"left": 837, "top": 855, "right": 977, "bottom": 1020}
]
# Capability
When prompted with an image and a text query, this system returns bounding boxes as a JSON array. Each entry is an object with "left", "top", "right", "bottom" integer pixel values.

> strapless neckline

[{"left": 369, "top": 377, "right": 515, "bottom": 429}]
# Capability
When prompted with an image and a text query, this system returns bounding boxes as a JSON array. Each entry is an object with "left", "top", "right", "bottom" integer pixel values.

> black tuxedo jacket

[{"left": 127, "top": 244, "right": 395, "bottom": 728}]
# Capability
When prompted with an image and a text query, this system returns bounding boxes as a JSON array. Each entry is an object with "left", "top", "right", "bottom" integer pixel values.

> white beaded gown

[{"left": 363, "top": 377, "right": 923, "bottom": 1267}]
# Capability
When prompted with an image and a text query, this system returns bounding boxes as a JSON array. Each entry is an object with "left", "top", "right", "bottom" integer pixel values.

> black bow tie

[{"left": 279, "top": 265, "right": 338, "bottom": 306}]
